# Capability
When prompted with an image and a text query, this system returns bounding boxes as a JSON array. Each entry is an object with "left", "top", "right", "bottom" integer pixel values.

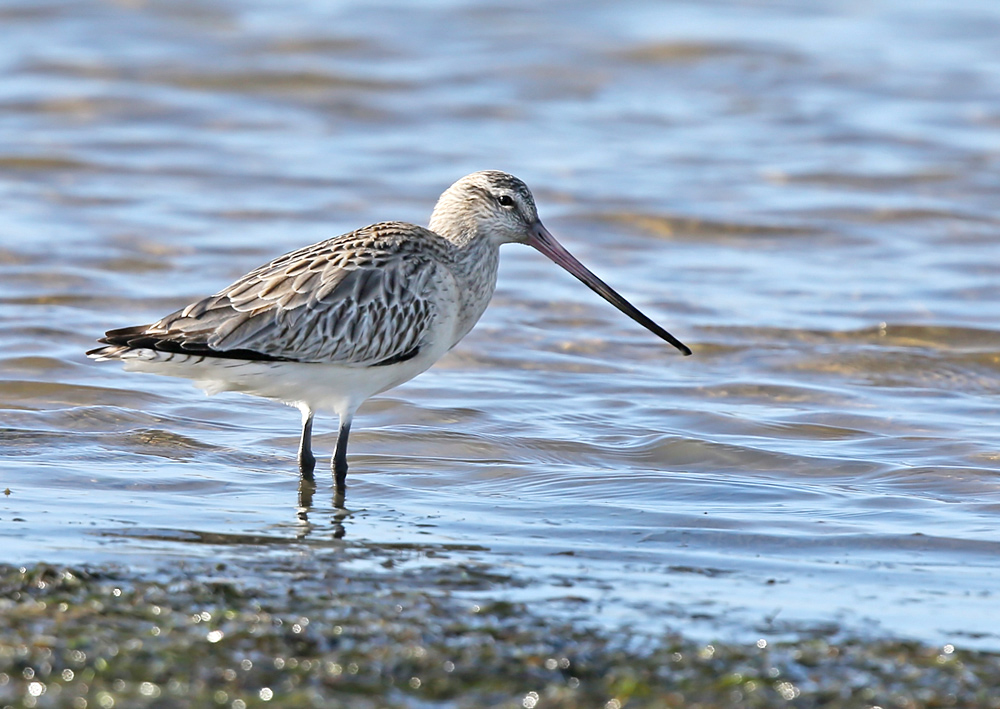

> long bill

[{"left": 527, "top": 222, "right": 692, "bottom": 356}]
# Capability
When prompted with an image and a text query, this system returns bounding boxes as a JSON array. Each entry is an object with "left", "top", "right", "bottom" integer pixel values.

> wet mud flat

[{"left": 0, "top": 554, "right": 998, "bottom": 709}]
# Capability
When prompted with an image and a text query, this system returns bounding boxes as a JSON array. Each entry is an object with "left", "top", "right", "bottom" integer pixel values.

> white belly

[{"left": 117, "top": 343, "right": 444, "bottom": 419}]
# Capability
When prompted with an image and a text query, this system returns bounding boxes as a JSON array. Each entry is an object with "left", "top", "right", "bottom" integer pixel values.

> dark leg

[
  {"left": 332, "top": 413, "right": 353, "bottom": 498},
  {"left": 298, "top": 409, "right": 316, "bottom": 479}
]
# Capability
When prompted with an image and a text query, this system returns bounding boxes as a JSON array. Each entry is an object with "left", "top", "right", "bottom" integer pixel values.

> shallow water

[{"left": 1, "top": 0, "right": 999, "bottom": 649}]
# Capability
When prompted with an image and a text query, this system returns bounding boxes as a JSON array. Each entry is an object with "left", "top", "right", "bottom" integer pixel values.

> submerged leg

[
  {"left": 298, "top": 408, "right": 316, "bottom": 478},
  {"left": 332, "top": 412, "right": 353, "bottom": 497}
]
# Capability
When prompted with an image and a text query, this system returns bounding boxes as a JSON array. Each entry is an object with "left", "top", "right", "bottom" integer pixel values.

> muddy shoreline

[{"left": 1, "top": 555, "right": 997, "bottom": 709}]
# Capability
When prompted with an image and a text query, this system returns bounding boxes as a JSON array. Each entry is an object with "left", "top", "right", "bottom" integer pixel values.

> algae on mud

[{"left": 0, "top": 562, "right": 998, "bottom": 709}]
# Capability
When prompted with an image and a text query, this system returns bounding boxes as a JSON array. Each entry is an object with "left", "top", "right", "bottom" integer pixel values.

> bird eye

[{"left": 497, "top": 195, "right": 516, "bottom": 207}]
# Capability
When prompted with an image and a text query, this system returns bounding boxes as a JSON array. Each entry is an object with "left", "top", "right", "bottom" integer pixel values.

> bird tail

[
  {"left": 86, "top": 344, "right": 130, "bottom": 360},
  {"left": 86, "top": 325, "right": 153, "bottom": 360}
]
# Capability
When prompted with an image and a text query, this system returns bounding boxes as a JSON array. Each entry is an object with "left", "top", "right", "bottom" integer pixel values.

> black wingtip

[
  {"left": 98, "top": 325, "right": 153, "bottom": 347},
  {"left": 90, "top": 324, "right": 296, "bottom": 362}
]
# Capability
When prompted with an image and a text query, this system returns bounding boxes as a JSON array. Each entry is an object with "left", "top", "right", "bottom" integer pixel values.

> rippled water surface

[{"left": 2, "top": 0, "right": 999, "bottom": 648}]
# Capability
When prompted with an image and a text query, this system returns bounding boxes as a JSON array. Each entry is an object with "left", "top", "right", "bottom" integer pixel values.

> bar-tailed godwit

[{"left": 89, "top": 171, "right": 690, "bottom": 500}]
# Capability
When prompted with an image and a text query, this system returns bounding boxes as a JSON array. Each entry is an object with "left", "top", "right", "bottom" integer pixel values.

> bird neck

[{"left": 449, "top": 236, "right": 501, "bottom": 344}]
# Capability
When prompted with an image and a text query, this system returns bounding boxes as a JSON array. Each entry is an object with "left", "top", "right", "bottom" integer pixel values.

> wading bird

[{"left": 89, "top": 171, "right": 690, "bottom": 501}]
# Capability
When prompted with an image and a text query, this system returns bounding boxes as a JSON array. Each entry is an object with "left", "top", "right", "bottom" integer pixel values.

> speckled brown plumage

[
  {"left": 88, "top": 170, "right": 688, "bottom": 502},
  {"left": 94, "top": 222, "right": 458, "bottom": 366}
]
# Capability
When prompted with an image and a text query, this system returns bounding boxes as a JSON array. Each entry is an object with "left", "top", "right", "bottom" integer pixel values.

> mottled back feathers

[{"left": 93, "top": 222, "right": 453, "bottom": 366}]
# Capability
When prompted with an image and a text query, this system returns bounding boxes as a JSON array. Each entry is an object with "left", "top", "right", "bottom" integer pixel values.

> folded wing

[{"left": 95, "top": 223, "right": 445, "bottom": 367}]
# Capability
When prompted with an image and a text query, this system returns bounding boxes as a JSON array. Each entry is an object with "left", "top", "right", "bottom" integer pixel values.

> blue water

[{"left": 1, "top": 0, "right": 999, "bottom": 648}]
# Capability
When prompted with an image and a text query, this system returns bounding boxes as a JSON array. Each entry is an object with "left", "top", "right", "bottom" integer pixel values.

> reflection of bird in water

[{"left": 89, "top": 171, "right": 690, "bottom": 504}]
